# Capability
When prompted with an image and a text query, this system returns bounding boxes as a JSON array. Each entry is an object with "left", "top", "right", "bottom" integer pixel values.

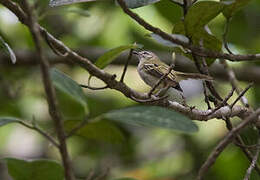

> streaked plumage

[{"left": 134, "top": 51, "right": 213, "bottom": 92}]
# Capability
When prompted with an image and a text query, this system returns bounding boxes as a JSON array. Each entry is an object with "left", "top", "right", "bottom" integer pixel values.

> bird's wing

[
  {"left": 174, "top": 71, "right": 213, "bottom": 81},
  {"left": 143, "top": 63, "right": 182, "bottom": 91},
  {"left": 143, "top": 63, "right": 177, "bottom": 81}
]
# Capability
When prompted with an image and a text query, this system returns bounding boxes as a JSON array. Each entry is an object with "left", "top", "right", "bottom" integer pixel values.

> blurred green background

[{"left": 1, "top": 0, "right": 260, "bottom": 179}]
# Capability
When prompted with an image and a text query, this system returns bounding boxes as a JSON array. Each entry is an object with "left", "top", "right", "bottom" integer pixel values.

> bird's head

[{"left": 133, "top": 50, "right": 158, "bottom": 63}]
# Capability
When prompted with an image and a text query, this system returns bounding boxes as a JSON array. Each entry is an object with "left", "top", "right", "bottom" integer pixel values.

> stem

[{"left": 20, "top": 1, "right": 75, "bottom": 179}]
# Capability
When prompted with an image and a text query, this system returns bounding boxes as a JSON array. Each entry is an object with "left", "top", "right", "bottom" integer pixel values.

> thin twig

[
  {"left": 197, "top": 108, "right": 260, "bottom": 180},
  {"left": 183, "top": 0, "right": 188, "bottom": 15},
  {"left": 230, "top": 83, "right": 253, "bottom": 109},
  {"left": 120, "top": 49, "right": 134, "bottom": 82},
  {"left": 201, "top": 50, "right": 223, "bottom": 103},
  {"left": 207, "top": 86, "right": 235, "bottom": 116},
  {"left": 243, "top": 138, "right": 260, "bottom": 180},
  {"left": 80, "top": 84, "right": 108, "bottom": 90},
  {"left": 224, "top": 117, "right": 260, "bottom": 175},
  {"left": 235, "top": 142, "right": 260, "bottom": 149},
  {"left": 220, "top": 36, "right": 251, "bottom": 108},
  {"left": 223, "top": 60, "right": 249, "bottom": 106},
  {"left": 18, "top": 121, "right": 59, "bottom": 147},
  {"left": 200, "top": 55, "right": 213, "bottom": 109},
  {"left": 66, "top": 119, "right": 88, "bottom": 138},
  {"left": 203, "top": 82, "right": 211, "bottom": 109},
  {"left": 148, "top": 64, "right": 175, "bottom": 97},
  {"left": 20, "top": 1, "right": 74, "bottom": 179},
  {"left": 192, "top": 53, "right": 222, "bottom": 102},
  {"left": 221, "top": 17, "right": 251, "bottom": 109}
]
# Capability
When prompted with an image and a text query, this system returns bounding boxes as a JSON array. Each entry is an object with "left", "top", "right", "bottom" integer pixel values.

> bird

[{"left": 133, "top": 50, "right": 213, "bottom": 95}]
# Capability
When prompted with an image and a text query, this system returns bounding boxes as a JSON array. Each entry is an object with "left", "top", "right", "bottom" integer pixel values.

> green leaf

[
  {"left": 103, "top": 106, "right": 198, "bottom": 133},
  {"left": 184, "top": 1, "right": 225, "bottom": 37},
  {"left": 172, "top": 21, "right": 186, "bottom": 35},
  {"left": 4, "top": 158, "right": 64, "bottom": 180},
  {"left": 65, "top": 119, "right": 125, "bottom": 143},
  {"left": 173, "top": 7, "right": 223, "bottom": 65},
  {"left": 153, "top": 0, "right": 182, "bottom": 24},
  {"left": 0, "top": 117, "right": 20, "bottom": 127},
  {"left": 172, "top": 47, "right": 193, "bottom": 61},
  {"left": 123, "top": 0, "right": 161, "bottom": 9},
  {"left": 221, "top": 0, "right": 251, "bottom": 19},
  {"left": 191, "top": 29, "right": 222, "bottom": 65},
  {"left": 95, "top": 44, "right": 139, "bottom": 69},
  {"left": 56, "top": 90, "right": 87, "bottom": 119},
  {"left": 49, "top": 0, "right": 97, "bottom": 7},
  {"left": 50, "top": 68, "right": 87, "bottom": 107},
  {"left": 0, "top": 36, "right": 16, "bottom": 64}
]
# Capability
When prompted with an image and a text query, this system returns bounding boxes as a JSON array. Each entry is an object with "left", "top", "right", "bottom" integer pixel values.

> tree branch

[
  {"left": 224, "top": 117, "right": 260, "bottom": 175},
  {"left": 120, "top": 49, "right": 133, "bottom": 82},
  {"left": 197, "top": 108, "right": 260, "bottom": 180},
  {"left": 244, "top": 138, "right": 260, "bottom": 180},
  {"left": 18, "top": 120, "right": 59, "bottom": 148},
  {"left": 19, "top": 1, "right": 74, "bottom": 179},
  {"left": 207, "top": 86, "right": 235, "bottom": 116},
  {"left": 230, "top": 83, "right": 253, "bottom": 109}
]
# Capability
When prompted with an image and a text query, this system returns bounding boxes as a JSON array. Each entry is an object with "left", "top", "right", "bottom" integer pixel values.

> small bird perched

[{"left": 133, "top": 50, "right": 213, "bottom": 95}]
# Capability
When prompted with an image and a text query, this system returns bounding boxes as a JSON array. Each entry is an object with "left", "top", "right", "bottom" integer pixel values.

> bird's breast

[{"left": 137, "top": 64, "right": 164, "bottom": 88}]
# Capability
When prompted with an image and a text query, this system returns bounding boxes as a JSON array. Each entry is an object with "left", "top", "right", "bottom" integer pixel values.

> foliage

[
  {"left": 4, "top": 158, "right": 64, "bottom": 180},
  {"left": 95, "top": 44, "right": 140, "bottom": 69},
  {"left": 103, "top": 106, "right": 198, "bottom": 133},
  {"left": 0, "top": 35, "right": 16, "bottom": 64},
  {"left": 0, "top": 0, "right": 259, "bottom": 180}
]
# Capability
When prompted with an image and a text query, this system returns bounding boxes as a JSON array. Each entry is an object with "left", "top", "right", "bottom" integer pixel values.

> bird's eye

[{"left": 140, "top": 51, "right": 153, "bottom": 59}]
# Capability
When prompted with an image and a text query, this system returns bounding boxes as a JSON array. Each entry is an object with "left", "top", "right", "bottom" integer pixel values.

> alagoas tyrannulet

[{"left": 133, "top": 50, "right": 213, "bottom": 94}]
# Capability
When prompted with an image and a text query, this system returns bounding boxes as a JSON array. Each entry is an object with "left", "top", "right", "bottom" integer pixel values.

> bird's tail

[{"left": 175, "top": 71, "right": 213, "bottom": 81}]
